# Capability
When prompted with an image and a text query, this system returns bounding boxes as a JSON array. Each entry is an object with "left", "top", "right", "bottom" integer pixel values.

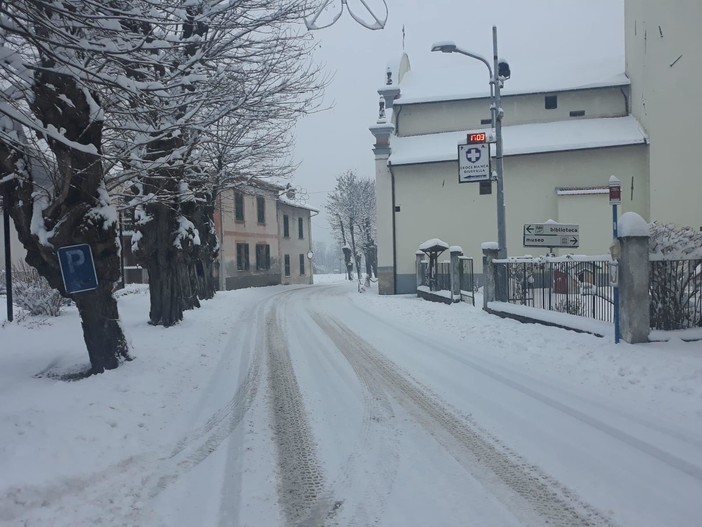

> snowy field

[{"left": 0, "top": 275, "right": 701, "bottom": 526}]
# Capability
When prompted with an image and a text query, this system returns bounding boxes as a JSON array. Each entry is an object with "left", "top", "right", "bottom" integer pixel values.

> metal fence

[
  {"left": 437, "top": 261, "right": 451, "bottom": 291},
  {"left": 649, "top": 258, "right": 702, "bottom": 330},
  {"left": 458, "top": 256, "right": 475, "bottom": 306},
  {"left": 495, "top": 257, "right": 614, "bottom": 323}
]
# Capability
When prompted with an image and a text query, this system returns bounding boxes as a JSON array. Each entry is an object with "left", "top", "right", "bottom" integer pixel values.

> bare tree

[
  {"left": 0, "top": 0, "right": 135, "bottom": 373},
  {"left": 110, "top": 0, "right": 326, "bottom": 326},
  {"left": 325, "top": 170, "right": 376, "bottom": 282}
]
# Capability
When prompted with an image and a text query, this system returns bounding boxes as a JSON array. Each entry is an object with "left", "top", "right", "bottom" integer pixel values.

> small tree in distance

[{"left": 325, "top": 171, "right": 376, "bottom": 282}]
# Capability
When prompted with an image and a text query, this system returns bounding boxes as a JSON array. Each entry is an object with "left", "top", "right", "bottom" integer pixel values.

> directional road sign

[
  {"left": 458, "top": 142, "right": 490, "bottom": 183},
  {"left": 523, "top": 223, "right": 580, "bottom": 248},
  {"left": 57, "top": 243, "right": 99, "bottom": 294}
]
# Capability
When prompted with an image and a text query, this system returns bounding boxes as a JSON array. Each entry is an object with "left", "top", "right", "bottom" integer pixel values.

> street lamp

[{"left": 431, "top": 26, "right": 510, "bottom": 259}]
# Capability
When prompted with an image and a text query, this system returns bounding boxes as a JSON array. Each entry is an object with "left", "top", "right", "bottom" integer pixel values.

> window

[
  {"left": 256, "top": 244, "right": 270, "bottom": 270},
  {"left": 569, "top": 110, "right": 586, "bottom": 117},
  {"left": 298, "top": 217, "right": 304, "bottom": 239},
  {"left": 284, "top": 254, "right": 291, "bottom": 276},
  {"left": 234, "top": 192, "right": 244, "bottom": 221},
  {"left": 479, "top": 180, "right": 492, "bottom": 195},
  {"left": 256, "top": 196, "right": 265, "bottom": 224},
  {"left": 283, "top": 215, "right": 290, "bottom": 238},
  {"left": 545, "top": 95, "right": 557, "bottom": 110},
  {"left": 236, "top": 243, "right": 249, "bottom": 271},
  {"left": 299, "top": 254, "right": 305, "bottom": 275}
]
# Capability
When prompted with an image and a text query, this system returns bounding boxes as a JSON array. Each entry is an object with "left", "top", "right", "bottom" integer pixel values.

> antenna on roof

[{"left": 305, "top": 0, "right": 388, "bottom": 31}]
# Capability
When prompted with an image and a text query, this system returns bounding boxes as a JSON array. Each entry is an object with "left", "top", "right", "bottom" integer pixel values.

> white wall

[
  {"left": 396, "top": 87, "right": 629, "bottom": 137},
  {"left": 625, "top": 0, "right": 702, "bottom": 229},
  {"left": 392, "top": 144, "right": 649, "bottom": 279}
]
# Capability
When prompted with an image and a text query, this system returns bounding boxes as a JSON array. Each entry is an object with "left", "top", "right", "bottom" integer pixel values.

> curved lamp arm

[{"left": 305, "top": 0, "right": 388, "bottom": 31}]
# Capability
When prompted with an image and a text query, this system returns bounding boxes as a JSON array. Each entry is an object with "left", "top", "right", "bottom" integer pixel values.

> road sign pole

[
  {"left": 609, "top": 175, "right": 621, "bottom": 344},
  {"left": 3, "top": 204, "right": 12, "bottom": 322},
  {"left": 493, "top": 26, "right": 507, "bottom": 260}
]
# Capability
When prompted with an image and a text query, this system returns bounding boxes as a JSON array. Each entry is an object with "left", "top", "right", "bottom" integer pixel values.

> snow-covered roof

[
  {"left": 419, "top": 238, "right": 449, "bottom": 251},
  {"left": 278, "top": 196, "right": 319, "bottom": 213},
  {"left": 395, "top": 56, "right": 628, "bottom": 105},
  {"left": 388, "top": 116, "right": 647, "bottom": 166}
]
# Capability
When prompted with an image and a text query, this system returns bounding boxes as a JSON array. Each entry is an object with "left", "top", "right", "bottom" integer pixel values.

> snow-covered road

[
  {"left": 1, "top": 279, "right": 701, "bottom": 526},
  {"left": 152, "top": 283, "right": 702, "bottom": 526}
]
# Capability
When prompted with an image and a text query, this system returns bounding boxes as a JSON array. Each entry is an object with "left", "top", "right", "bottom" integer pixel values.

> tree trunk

[
  {"left": 349, "top": 218, "right": 362, "bottom": 281},
  {"left": 74, "top": 289, "right": 130, "bottom": 373},
  {"left": 137, "top": 201, "right": 185, "bottom": 326},
  {"left": 1, "top": 58, "right": 131, "bottom": 374}
]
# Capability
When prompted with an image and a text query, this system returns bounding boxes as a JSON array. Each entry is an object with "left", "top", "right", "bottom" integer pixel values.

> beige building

[
  {"left": 372, "top": 54, "right": 649, "bottom": 294},
  {"left": 625, "top": 0, "right": 702, "bottom": 230},
  {"left": 277, "top": 199, "right": 315, "bottom": 286},
  {"left": 214, "top": 182, "right": 315, "bottom": 290}
]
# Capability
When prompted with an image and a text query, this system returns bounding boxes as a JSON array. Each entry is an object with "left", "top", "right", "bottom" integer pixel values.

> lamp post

[{"left": 431, "top": 26, "right": 510, "bottom": 259}]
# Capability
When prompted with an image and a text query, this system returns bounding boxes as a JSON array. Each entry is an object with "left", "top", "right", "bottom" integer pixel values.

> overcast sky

[{"left": 292, "top": 0, "right": 625, "bottom": 246}]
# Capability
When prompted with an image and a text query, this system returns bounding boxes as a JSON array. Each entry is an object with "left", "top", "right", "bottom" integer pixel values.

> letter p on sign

[{"left": 57, "top": 244, "right": 99, "bottom": 294}]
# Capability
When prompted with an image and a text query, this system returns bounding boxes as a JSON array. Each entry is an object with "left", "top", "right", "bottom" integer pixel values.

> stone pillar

[
  {"left": 482, "top": 245, "right": 499, "bottom": 310},
  {"left": 618, "top": 234, "right": 650, "bottom": 343},
  {"left": 415, "top": 251, "right": 424, "bottom": 293},
  {"left": 450, "top": 247, "right": 463, "bottom": 301},
  {"left": 370, "top": 118, "right": 395, "bottom": 295}
]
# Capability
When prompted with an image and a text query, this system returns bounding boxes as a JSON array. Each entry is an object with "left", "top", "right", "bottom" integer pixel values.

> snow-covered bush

[
  {"left": 649, "top": 222, "right": 702, "bottom": 330},
  {"left": 0, "top": 269, "right": 5, "bottom": 295},
  {"left": 11, "top": 263, "right": 66, "bottom": 316}
]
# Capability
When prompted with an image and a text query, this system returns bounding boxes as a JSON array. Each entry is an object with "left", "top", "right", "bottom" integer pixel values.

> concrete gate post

[
  {"left": 415, "top": 250, "right": 424, "bottom": 294},
  {"left": 450, "top": 246, "right": 463, "bottom": 302},
  {"left": 618, "top": 232, "right": 650, "bottom": 343},
  {"left": 482, "top": 244, "right": 499, "bottom": 310}
]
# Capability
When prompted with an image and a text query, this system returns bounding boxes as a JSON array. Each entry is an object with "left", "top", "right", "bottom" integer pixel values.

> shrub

[{"left": 11, "top": 262, "right": 67, "bottom": 316}]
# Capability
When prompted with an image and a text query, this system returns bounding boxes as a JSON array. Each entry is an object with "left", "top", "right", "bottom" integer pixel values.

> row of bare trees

[
  {"left": 0, "top": 0, "right": 326, "bottom": 373},
  {"left": 325, "top": 170, "right": 376, "bottom": 281}
]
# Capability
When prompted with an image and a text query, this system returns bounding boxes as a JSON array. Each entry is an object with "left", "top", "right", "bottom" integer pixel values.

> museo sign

[{"left": 523, "top": 223, "right": 580, "bottom": 248}]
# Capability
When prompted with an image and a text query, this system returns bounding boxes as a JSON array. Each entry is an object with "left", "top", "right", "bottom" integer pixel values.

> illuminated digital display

[{"left": 467, "top": 132, "right": 487, "bottom": 144}]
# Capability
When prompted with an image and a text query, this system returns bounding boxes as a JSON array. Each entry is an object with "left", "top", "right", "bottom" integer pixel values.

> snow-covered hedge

[
  {"left": 649, "top": 222, "right": 702, "bottom": 330},
  {"left": 11, "top": 263, "right": 67, "bottom": 316}
]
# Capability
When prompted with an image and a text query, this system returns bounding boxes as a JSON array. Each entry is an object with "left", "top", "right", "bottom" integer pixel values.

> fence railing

[
  {"left": 494, "top": 256, "right": 614, "bottom": 323},
  {"left": 649, "top": 258, "right": 702, "bottom": 330},
  {"left": 458, "top": 256, "right": 475, "bottom": 306}
]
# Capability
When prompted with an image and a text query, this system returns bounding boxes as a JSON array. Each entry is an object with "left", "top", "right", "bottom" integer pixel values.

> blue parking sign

[{"left": 57, "top": 244, "right": 99, "bottom": 294}]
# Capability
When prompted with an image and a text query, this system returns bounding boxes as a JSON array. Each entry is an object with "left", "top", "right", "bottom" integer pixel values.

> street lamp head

[
  {"left": 498, "top": 59, "right": 511, "bottom": 80},
  {"left": 430, "top": 41, "right": 457, "bottom": 53}
]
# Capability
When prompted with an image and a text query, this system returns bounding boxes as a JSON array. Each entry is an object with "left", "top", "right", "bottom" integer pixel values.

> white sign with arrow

[{"left": 523, "top": 222, "right": 580, "bottom": 248}]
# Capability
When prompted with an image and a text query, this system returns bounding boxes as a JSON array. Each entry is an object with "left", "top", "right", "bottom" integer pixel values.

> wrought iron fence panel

[
  {"left": 437, "top": 261, "right": 451, "bottom": 291},
  {"left": 649, "top": 258, "right": 702, "bottom": 330},
  {"left": 496, "top": 258, "right": 614, "bottom": 323},
  {"left": 458, "top": 256, "right": 475, "bottom": 306}
]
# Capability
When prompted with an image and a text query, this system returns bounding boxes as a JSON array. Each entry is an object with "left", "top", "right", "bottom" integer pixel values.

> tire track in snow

[
  {"left": 303, "top": 307, "right": 399, "bottom": 527},
  {"left": 265, "top": 298, "right": 330, "bottom": 526},
  {"left": 319, "top": 315, "right": 616, "bottom": 527}
]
